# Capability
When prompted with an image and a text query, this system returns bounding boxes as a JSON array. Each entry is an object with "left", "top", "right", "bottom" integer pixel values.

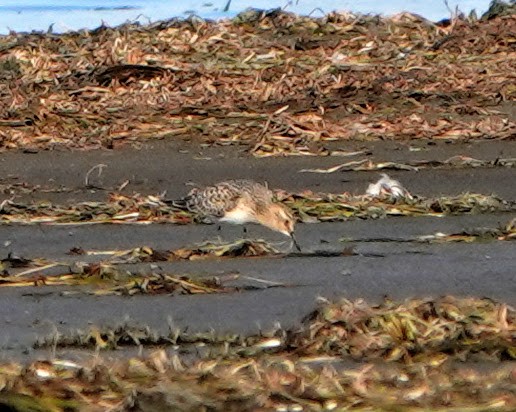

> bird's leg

[
  {"left": 291, "top": 233, "right": 302, "bottom": 252},
  {"left": 215, "top": 224, "right": 223, "bottom": 243}
]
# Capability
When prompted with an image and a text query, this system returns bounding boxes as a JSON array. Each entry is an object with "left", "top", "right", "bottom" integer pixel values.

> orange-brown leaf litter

[
  {"left": 1, "top": 297, "right": 513, "bottom": 411},
  {"left": 0, "top": 11, "right": 514, "bottom": 156}
]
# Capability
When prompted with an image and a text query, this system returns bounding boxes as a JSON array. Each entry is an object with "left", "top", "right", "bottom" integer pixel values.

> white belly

[{"left": 220, "top": 207, "right": 255, "bottom": 224}]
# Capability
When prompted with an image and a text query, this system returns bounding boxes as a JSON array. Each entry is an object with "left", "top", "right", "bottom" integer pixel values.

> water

[{"left": 0, "top": 0, "right": 494, "bottom": 34}]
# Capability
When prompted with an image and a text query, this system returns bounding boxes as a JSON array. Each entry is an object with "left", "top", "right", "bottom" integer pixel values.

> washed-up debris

[
  {"left": 482, "top": 0, "right": 516, "bottom": 19},
  {"left": 0, "top": 11, "right": 514, "bottom": 155},
  {"left": 172, "top": 239, "right": 280, "bottom": 260},
  {"left": 299, "top": 157, "right": 516, "bottom": 173},
  {"left": 0, "top": 180, "right": 73, "bottom": 197},
  {"left": 0, "top": 353, "right": 513, "bottom": 411},
  {"left": 341, "top": 219, "right": 516, "bottom": 243},
  {"left": 0, "top": 242, "right": 357, "bottom": 292},
  {"left": 289, "top": 296, "right": 515, "bottom": 362},
  {"left": 366, "top": 173, "right": 413, "bottom": 200},
  {"left": 0, "top": 240, "right": 284, "bottom": 292},
  {"left": 35, "top": 296, "right": 515, "bottom": 363},
  {"left": 84, "top": 163, "right": 107, "bottom": 189},
  {"left": 0, "top": 193, "right": 192, "bottom": 225},
  {"left": 416, "top": 222, "right": 516, "bottom": 242},
  {"left": 88, "top": 272, "right": 288, "bottom": 297},
  {"left": 85, "top": 270, "right": 230, "bottom": 297},
  {"left": 0, "top": 253, "right": 56, "bottom": 277},
  {"left": 82, "top": 239, "right": 281, "bottom": 264},
  {"left": 13, "top": 296, "right": 515, "bottom": 410},
  {"left": 0, "top": 263, "right": 286, "bottom": 296},
  {"left": 35, "top": 322, "right": 248, "bottom": 350},
  {"left": 0, "top": 191, "right": 513, "bottom": 225},
  {"left": 300, "top": 159, "right": 419, "bottom": 173},
  {"left": 280, "top": 191, "right": 513, "bottom": 222},
  {"left": 414, "top": 156, "right": 516, "bottom": 169},
  {"left": 103, "top": 239, "right": 281, "bottom": 264},
  {"left": 0, "top": 253, "right": 32, "bottom": 269}
]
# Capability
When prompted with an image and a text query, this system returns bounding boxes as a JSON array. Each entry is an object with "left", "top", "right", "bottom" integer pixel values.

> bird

[{"left": 171, "top": 179, "right": 301, "bottom": 251}]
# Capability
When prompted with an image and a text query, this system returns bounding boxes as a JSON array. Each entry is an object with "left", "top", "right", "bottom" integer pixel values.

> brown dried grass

[
  {"left": 0, "top": 10, "right": 514, "bottom": 155},
  {"left": 0, "top": 296, "right": 514, "bottom": 411}
]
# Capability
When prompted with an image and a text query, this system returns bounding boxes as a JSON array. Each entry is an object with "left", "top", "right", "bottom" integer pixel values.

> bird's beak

[{"left": 290, "top": 232, "right": 301, "bottom": 252}]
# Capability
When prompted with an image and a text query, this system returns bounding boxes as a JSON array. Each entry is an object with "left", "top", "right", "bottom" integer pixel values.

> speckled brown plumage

[
  {"left": 171, "top": 179, "right": 299, "bottom": 250},
  {"left": 175, "top": 179, "right": 273, "bottom": 218}
]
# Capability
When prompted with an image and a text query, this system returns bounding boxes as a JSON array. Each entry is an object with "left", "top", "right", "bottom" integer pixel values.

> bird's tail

[
  {"left": 163, "top": 198, "right": 190, "bottom": 210},
  {"left": 164, "top": 187, "right": 199, "bottom": 209}
]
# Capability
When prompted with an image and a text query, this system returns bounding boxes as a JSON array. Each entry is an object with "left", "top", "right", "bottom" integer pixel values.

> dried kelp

[
  {"left": 94, "top": 274, "right": 230, "bottom": 297},
  {"left": 342, "top": 218, "right": 516, "bottom": 243},
  {"left": 84, "top": 270, "right": 284, "bottom": 297},
  {"left": 35, "top": 296, "right": 515, "bottom": 364},
  {"left": 288, "top": 296, "right": 516, "bottom": 362},
  {"left": 0, "top": 11, "right": 514, "bottom": 155},
  {"left": 300, "top": 157, "right": 516, "bottom": 173},
  {"left": 89, "top": 239, "right": 280, "bottom": 265},
  {"left": 0, "top": 193, "right": 191, "bottom": 224},
  {"left": 153, "top": 239, "right": 279, "bottom": 261},
  {"left": 0, "top": 239, "right": 283, "bottom": 294},
  {"left": 0, "top": 355, "right": 514, "bottom": 411},
  {"left": 5, "top": 269, "right": 220, "bottom": 294},
  {"left": 0, "top": 265, "right": 283, "bottom": 296},
  {"left": 11, "top": 296, "right": 516, "bottom": 411},
  {"left": 282, "top": 191, "right": 514, "bottom": 222},
  {"left": 35, "top": 321, "right": 250, "bottom": 351},
  {"left": 415, "top": 223, "right": 516, "bottom": 242},
  {"left": 0, "top": 253, "right": 57, "bottom": 277},
  {"left": 0, "top": 192, "right": 513, "bottom": 225}
]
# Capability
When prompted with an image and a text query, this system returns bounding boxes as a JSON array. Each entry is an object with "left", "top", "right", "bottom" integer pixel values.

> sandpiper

[{"left": 172, "top": 179, "right": 300, "bottom": 250}]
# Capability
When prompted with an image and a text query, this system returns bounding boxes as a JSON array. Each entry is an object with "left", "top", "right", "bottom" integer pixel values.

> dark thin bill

[{"left": 291, "top": 233, "right": 301, "bottom": 252}]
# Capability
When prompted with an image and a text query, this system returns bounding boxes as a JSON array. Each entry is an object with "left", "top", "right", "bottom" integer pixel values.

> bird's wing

[{"left": 188, "top": 185, "right": 242, "bottom": 217}]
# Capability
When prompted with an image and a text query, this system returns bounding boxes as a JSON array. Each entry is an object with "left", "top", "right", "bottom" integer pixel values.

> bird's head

[{"left": 259, "top": 203, "right": 301, "bottom": 251}]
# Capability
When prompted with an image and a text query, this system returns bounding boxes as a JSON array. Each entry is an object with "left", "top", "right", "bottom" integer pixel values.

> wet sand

[
  {"left": 1, "top": 139, "right": 515, "bottom": 202},
  {"left": 0, "top": 140, "right": 515, "bottom": 360}
]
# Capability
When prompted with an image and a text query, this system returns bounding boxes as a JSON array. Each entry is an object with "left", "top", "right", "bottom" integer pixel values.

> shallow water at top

[{"left": 0, "top": 0, "right": 494, "bottom": 34}]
